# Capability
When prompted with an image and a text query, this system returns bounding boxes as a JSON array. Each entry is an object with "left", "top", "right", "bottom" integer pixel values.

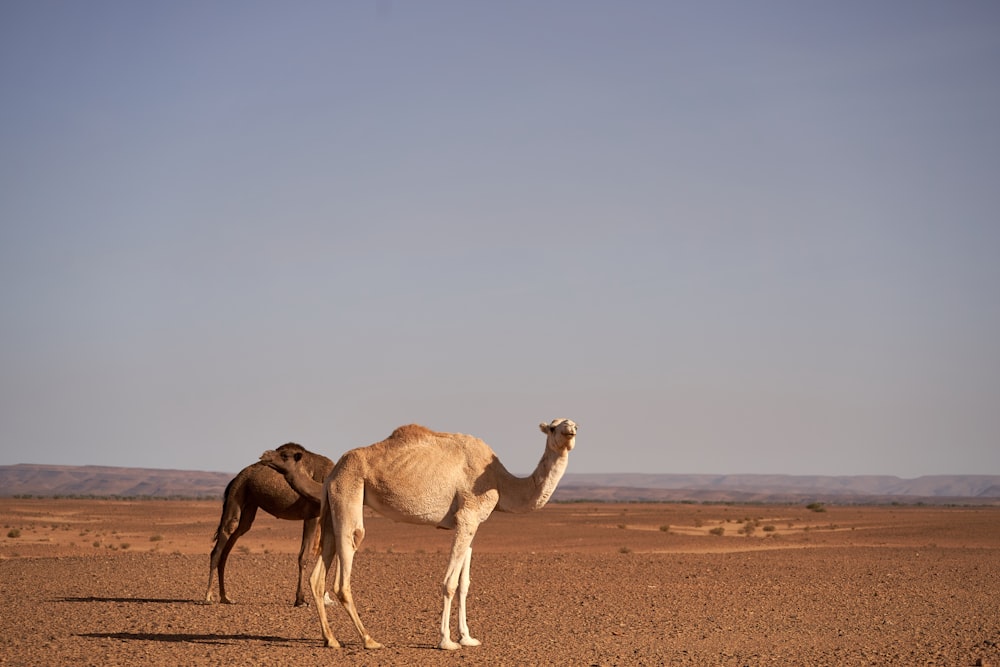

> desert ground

[{"left": 0, "top": 498, "right": 997, "bottom": 666}]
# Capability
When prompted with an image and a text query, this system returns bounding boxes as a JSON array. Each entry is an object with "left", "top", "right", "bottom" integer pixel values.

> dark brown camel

[
  {"left": 259, "top": 443, "right": 325, "bottom": 502},
  {"left": 205, "top": 442, "right": 334, "bottom": 606}
]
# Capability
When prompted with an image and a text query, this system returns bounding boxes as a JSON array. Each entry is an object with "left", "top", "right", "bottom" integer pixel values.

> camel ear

[{"left": 539, "top": 422, "right": 552, "bottom": 434}]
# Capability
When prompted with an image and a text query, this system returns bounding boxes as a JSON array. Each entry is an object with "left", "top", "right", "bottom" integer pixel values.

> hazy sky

[{"left": 2, "top": 1, "right": 998, "bottom": 478}]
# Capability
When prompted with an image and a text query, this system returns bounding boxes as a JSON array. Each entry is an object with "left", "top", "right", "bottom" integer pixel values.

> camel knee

[
  {"left": 218, "top": 516, "right": 239, "bottom": 540},
  {"left": 335, "top": 583, "right": 356, "bottom": 607}
]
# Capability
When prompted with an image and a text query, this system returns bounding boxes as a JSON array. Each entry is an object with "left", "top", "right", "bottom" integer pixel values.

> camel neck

[
  {"left": 280, "top": 463, "right": 325, "bottom": 504},
  {"left": 496, "top": 446, "right": 569, "bottom": 513}
]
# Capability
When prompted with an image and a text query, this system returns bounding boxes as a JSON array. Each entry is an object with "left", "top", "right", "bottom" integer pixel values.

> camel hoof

[
  {"left": 323, "top": 638, "right": 341, "bottom": 649},
  {"left": 364, "top": 637, "right": 384, "bottom": 650},
  {"left": 294, "top": 599, "right": 308, "bottom": 608},
  {"left": 439, "top": 639, "right": 462, "bottom": 651},
  {"left": 323, "top": 592, "right": 335, "bottom": 606},
  {"left": 460, "top": 636, "right": 481, "bottom": 647}
]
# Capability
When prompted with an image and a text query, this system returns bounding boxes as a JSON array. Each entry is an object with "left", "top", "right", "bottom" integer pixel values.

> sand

[{"left": 1, "top": 498, "right": 998, "bottom": 665}]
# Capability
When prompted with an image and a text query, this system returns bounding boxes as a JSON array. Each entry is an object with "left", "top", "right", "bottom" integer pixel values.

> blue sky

[{"left": 1, "top": 1, "right": 998, "bottom": 477}]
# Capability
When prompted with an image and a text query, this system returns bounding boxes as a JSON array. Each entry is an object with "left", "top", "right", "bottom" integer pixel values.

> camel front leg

[
  {"left": 457, "top": 545, "right": 480, "bottom": 646},
  {"left": 295, "top": 517, "right": 320, "bottom": 606},
  {"left": 439, "top": 528, "right": 478, "bottom": 650}
]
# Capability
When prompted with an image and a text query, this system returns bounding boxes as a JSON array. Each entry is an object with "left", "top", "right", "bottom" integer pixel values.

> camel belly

[{"left": 363, "top": 490, "right": 453, "bottom": 526}]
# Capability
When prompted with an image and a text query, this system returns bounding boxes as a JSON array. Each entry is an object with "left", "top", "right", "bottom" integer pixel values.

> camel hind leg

[
  {"left": 206, "top": 490, "right": 242, "bottom": 603},
  {"left": 212, "top": 504, "right": 258, "bottom": 604},
  {"left": 206, "top": 479, "right": 256, "bottom": 603},
  {"left": 331, "top": 494, "right": 383, "bottom": 649},
  {"left": 310, "top": 498, "right": 342, "bottom": 648}
]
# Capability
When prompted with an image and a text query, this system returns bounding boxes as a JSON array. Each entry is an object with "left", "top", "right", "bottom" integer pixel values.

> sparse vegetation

[
  {"left": 618, "top": 546, "right": 632, "bottom": 554},
  {"left": 7, "top": 528, "right": 21, "bottom": 538},
  {"left": 763, "top": 524, "right": 776, "bottom": 532},
  {"left": 659, "top": 524, "right": 670, "bottom": 532},
  {"left": 807, "top": 502, "right": 826, "bottom": 512},
  {"left": 709, "top": 526, "right": 725, "bottom": 536},
  {"left": 149, "top": 534, "right": 163, "bottom": 542}
]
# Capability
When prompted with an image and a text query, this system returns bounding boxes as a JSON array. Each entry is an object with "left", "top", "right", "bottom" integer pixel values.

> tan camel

[
  {"left": 205, "top": 442, "right": 334, "bottom": 606},
  {"left": 260, "top": 418, "right": 577, "bottom": 650}
]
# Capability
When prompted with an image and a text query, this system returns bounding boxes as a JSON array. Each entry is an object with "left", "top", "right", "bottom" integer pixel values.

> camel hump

[{"left": 387, "top": 424, "right": 436, "bottom": 441}]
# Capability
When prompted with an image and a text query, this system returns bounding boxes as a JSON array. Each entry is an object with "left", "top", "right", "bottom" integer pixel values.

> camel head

[
  {"left": 259, "top": 442, "right": 307, "bottom": 474},
  {"left": 540, "top": 418, "right": 577, "bottom": 454}
]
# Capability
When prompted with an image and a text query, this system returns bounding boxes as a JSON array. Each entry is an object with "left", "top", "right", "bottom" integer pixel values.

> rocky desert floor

[{"left": 0, "top": 498, "right": 997, "bottom": 666}]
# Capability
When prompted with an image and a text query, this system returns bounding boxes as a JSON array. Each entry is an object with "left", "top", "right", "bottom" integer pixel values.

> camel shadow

[
  {"left": 77, "top": 631, "right": 309, "bottom": 645},
  {"left": 56, "top": 596, "right": 194, "bottom": 604},
  {"left": 78, "top": 630, "right": 441, "bottom": 651}
]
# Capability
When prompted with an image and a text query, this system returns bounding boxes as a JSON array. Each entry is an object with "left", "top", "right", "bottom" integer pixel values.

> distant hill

[
  {"left": 0, "top": 464, "right": 232, "bottom": 499},
  {"left": 557, "top": 473, "right": 1000, "bottom": 504},
  {"left": 555, "top": 473, "right": 1000, "bottom": 505},
  {"left": 1, "top": 464, "right": 998, "bottom": 505}
]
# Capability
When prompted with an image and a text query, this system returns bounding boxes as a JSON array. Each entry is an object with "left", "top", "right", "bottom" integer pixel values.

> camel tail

[
  {"left": 313, "top": 490, "right": 332, "bottom": 556},
  {"left": 211, "top": 476, "right": 240, "bottom": 543}
]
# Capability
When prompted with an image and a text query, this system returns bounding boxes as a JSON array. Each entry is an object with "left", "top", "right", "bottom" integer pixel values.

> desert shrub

[
  {"left": 6, "top": 529, "right": 21, "bottom": 539},
  {"left": 92, "top": 541, "right": 101, "bottom": 548},
  {"left": 120, "top": 543, "right": 130, "bottom": 550},
  {"left": 619, "top": 546, "right": 632, "bottom": 554},
  {"left": 693, "top": 518, "right": 704, "bottom": 528},
  {"left": 659, "top": 525, "right": 670, "bottom": 532},
  {"left": 149, "top": 535, "right": 163, "bottom": 542},
  {"left": 806, "top": 502, "right": 826, "bottom": 512},
  {"left": 740, "top": 521, "right": 756, "bottom": 536},
  {"left": 238, "top": 545, "right": 251, "bottom": 555},
  {"left": 709, "top": 526, "right": 725, "bottom": 536},
  {"left": 762, "top": 524, "right": 776, "bottom": 532}
]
